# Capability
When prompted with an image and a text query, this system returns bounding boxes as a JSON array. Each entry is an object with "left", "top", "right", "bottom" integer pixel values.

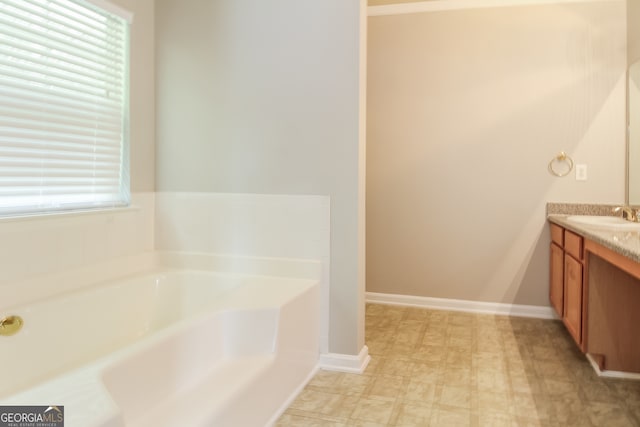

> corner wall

[{"left": 155, "top": 0, "right": 365, "bottom": 355}]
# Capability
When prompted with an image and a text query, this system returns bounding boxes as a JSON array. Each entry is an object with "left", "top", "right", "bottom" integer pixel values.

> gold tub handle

[{"left": 0, "top": 315, "right": 23, "bottom": 336}]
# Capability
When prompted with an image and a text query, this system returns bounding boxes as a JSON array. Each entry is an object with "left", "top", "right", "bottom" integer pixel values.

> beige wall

[
  {"left": 111, "top": 0, "right": 155, "bottom": 192},
  {"left": 367, "top": 2, "right": 626, "bottom": 306},
  {"left": 629, "top": 0, "right": 640, "bottom": 64},
  {"left": 155, "top": 0, "right": 365, "bottom": 355}
]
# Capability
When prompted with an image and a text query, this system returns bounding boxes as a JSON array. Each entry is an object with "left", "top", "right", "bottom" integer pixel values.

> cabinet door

[
  {"left": 564, "top": 254, "right": 583, "bottom": 346},
  {"left": 550, "top": 243, "right": 564, "bottom": 317}
]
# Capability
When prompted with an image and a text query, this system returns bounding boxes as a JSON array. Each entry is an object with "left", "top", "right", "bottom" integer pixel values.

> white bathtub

[{"left": 0, "top": 268, "right": 320, "bottom": 426}]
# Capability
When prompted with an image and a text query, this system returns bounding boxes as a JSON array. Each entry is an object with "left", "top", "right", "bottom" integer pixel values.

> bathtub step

[{"left": 129, "top": 354, "right": 277, "bottom": 427}]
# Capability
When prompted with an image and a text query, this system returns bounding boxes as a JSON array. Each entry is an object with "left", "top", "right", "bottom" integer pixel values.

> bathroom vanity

[{"left": 548, "top": 210, "right": 640, "bottom": 376}]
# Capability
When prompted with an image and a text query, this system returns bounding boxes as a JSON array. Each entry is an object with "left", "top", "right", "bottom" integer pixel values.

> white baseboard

[
  {"left": 366, "top": 292, "right": 557, "bottom": 320},
  {"left": 586, "top": 354, "right": 640, "bottom": 381},
  {"left": 318, "top": 345, "right": 371, "bottom": 374}
]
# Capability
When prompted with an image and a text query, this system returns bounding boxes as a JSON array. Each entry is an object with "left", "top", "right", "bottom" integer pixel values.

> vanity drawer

[
  {"left": 564, "top": 230, "right": 583, "bottom": 260},
  {"left": 550, "top": 223, "right": 564, "bottom": 246}
]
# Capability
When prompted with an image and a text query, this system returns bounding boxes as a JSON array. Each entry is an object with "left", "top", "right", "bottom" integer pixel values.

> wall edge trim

[{"left": 318, "top": 346, "right": 371, "bottom": 373}]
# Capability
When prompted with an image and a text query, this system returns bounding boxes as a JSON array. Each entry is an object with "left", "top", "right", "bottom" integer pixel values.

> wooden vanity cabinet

[
  {"left": 549, "top": 223, "right": 585, "bottom": 350},
  {"left": 563, "top": 250, "right": 583, "bottom": 345},
  {"left": 549, "top": 241, "right": 564, "bottom": 317},
  {"left": 549, "top": 220, "right": 640, "bottom": 373}
]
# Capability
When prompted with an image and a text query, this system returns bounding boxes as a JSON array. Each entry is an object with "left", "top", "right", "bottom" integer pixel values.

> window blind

[{"left": 0, "top": 0, "right": 130, "bottom": 216}]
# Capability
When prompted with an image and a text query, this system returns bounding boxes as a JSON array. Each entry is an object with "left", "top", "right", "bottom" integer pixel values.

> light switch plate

[{"left": 576, "top": 164, "right": 587, "bottom": 181}]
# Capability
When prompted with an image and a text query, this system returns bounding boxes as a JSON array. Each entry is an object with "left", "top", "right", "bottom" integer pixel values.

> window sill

[{"left": 0, "top": 205, "right": 141, "bottom": 224}]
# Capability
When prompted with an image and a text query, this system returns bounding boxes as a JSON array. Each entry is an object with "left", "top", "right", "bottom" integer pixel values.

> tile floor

[{"left": 276, "top": 304, "right": 640, "bottom": 426}]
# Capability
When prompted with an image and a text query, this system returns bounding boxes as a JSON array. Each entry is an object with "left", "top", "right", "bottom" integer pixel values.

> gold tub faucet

[{"left": 0, "top": 315, "right": 23, "bottom": 336}]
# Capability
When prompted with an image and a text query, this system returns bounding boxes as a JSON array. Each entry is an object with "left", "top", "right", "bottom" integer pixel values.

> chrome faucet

[{"left": 613, "top": 206, "right": 640, "bottom": 222}]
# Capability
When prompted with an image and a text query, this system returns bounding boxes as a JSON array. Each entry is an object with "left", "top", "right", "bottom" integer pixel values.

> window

[{"left": 0, "top": 0, "right": 130, "bottom": 216}]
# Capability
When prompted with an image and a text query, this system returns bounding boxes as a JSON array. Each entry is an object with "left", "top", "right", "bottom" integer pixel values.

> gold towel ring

[{"left": 548, "top": 152, "right": 574, "bottom": 177}]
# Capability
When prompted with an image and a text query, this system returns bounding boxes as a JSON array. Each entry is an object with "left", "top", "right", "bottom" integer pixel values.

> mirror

[
  {"left": 629, "top": 60, "right": 640, "bottom": 205},
  {"left": 628, "top": 2, "right": 640, "bottom": 205}
]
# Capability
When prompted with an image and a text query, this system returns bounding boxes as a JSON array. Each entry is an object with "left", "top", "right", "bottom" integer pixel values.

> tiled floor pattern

[{"left": 276, "top": 304, "right": 640, "bottom": 426}]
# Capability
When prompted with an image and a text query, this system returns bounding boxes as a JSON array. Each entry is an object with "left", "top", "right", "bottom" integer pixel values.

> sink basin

[{"left": 566, "top": 215, "right": 640, "bottom": 230}]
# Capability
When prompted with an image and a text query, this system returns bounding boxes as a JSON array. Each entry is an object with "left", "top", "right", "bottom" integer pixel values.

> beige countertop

[{"left": 548, "top": 214, "right": 640, "bottom": 264}]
